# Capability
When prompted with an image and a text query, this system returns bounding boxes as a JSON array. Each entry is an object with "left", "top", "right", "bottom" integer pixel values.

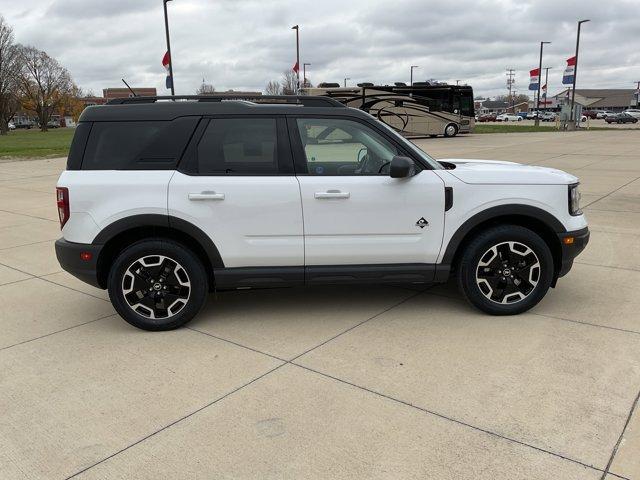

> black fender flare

[
  {"left": 92, "top": 214, "right": 224, "bottom": 269},
  {"left": 441, "top": 204, "right": 566, "bottom": 265}
]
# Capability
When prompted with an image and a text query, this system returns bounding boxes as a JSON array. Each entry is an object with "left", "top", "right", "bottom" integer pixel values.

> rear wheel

[
  {"left": 108, "top": 239, "right": 208, "bottom": 331},
  {"left": 457, "top": 225, "right": 553, "bottom": 315},
  {"left": 444, "top": 123, "right": 458, "bottom": 137}
]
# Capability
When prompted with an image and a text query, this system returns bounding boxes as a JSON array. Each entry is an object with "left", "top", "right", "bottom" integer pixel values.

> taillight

[{"left": 56, "top": 187, "right": 70, "bottom": 229}]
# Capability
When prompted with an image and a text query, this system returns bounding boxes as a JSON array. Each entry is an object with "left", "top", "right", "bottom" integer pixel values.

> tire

[
  {"left": 457, "top": 225, "right": 553, "bottom": 315},
  {"left": 108, "top": 239, "right": 208, "bottom": 331},
  {"left": 444, "top": 123, "right": 458, "bottom": 137}
]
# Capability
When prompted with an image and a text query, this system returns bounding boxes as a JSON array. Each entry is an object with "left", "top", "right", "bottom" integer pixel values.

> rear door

[{"left": 168, "top": 116, "right": 304, "bottom": 270}]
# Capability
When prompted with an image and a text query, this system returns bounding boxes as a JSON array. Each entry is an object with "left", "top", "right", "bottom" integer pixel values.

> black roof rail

[{"left": 106, "top": 94, "right": 345, "bottom": 107}]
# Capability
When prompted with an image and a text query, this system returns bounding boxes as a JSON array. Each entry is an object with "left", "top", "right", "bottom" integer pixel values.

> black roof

[{"left": 79, "top": 95, "right": 360, "bottom": 122}]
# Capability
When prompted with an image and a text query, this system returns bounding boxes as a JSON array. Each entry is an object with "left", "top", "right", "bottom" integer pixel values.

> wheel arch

[
  {"left": 93, "top": 214, "right": 223, "bottom": 290},
  {"left": 442, "top": 205, "right": 565, "bottom": 281}
]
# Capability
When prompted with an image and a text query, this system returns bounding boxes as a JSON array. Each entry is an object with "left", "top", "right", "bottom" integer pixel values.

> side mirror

[{"left": 389, "top": 156, "right": 415, "bottom": 178}]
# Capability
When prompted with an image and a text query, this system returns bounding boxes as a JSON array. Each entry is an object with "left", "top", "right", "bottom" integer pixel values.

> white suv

[{"left": 55, "top": 95, "right": 589, "bottom": 331}]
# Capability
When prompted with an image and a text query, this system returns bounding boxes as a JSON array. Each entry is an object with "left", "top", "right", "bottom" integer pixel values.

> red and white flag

[
  {"left": 162, "top": 51, "right": 170, "bottom": 71},
  {"left": 292, "top": 61, "right": 299, "bottom": 74},
  {"left": 562, "top": 56, "right": 576, "bottom": 85},
  {"left": 528, "top": 68, "right": 540, "bottom": 91}
]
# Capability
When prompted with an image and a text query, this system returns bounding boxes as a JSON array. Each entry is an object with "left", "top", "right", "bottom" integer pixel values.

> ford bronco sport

[{"left": 55, "top": 95, "right": 589, "bottom": 331}]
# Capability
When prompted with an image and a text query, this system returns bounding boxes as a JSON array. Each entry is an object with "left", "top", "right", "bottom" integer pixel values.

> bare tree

[
  {"left": 281, "top": 70, "right": 297, "bottom": 95},
  {"left": 17, "top": 45, "right": 74, "bottom": 132},
  {"left": 265, "top": 80, "right": 281, "bottom": 95},
  {"left": 0, "top": 16, "right": 21, "bottom": 134},
  {"left": 196, "top": 81, "right": 215, "bottom": 95}
]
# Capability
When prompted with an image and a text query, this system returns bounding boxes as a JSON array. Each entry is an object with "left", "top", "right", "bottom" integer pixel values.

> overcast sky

[{"left": 1, "top": 0, "right": 638, "bottom": 98}]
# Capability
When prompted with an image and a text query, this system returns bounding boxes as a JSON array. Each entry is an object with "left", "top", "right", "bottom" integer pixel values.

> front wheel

[
  {"left": 108, "top": 239, "right": 208, "bottom": 331},
  {"left": 457, "top": 225, "right": 553, "bottom": 315},
  {"left": 444, "top": 123, "right": 458, "bottom": 137}
]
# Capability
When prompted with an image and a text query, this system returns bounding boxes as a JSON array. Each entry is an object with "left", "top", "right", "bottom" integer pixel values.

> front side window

[
  {"left": 197, "top": 118, "right": 278, "bottom": 175},
  {"left": 295, "top": 118, "right": 400, "bottom": 175}
]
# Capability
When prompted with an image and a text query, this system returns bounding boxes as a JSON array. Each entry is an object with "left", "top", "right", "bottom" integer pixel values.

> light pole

[
  {"left": 303, "top": 63, "right": 311, "bottom": 88},
  {"left": 410, "top": 65, "right": 419, "bottom": 86},
  {"left": 542, "top": 67, "right": 552, "bottom": 111},
  {"left": 344, "top": 77, "right": 350, "bottom": 87},
  {"left": 535, "top": 41, "right": 551, "bottom": 126},
  {"left": 163, "top": 0, "right": 175, "bottom": 95},
  {"left": 569, "top": 19, "right": 590, "bottom": 128},
  {"left": 292, "top": 25, "right": 300, "bottom": 93}
]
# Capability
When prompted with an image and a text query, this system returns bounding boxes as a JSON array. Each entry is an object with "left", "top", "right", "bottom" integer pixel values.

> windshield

[{"left": 362, "top": 111, "right": 443, "bottom": 170}]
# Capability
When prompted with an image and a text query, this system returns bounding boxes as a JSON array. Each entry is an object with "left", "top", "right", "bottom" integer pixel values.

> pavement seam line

[
  {"left": 64, "top": 362, "right": 287, "bottom": 479},
  {"left": 422, "top": 289, "right": 640, "bottom": 336},
  {"left": 0, "top": 313, "right": 117, "bottom": 353},
  {"left": 599, "top": 388, "right": 640, "bottom": 480},
  {"left": 583, "top": 175, "right": 640, "bottom": 209},
  {"left": 288, "top": 288, "right": 428, "bottom": 363},
  {"left": 291, "top": 362, "right": 607, "bottom": 475}
]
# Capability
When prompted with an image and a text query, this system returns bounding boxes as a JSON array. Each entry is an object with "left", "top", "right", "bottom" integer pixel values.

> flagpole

[
  {"left": 535, "top": 41, "right": 550, "bottom": 126},
  {"left": 292, "top": 25, "right": 300, "bottom": 94},
  {"left": 569, "top": 20, "right": 590, "bottom": 128},
  {"left": 163, "top": 0, "right": 175, "bottom": 96},
  {"left": 543, "top": 67, "right": 551, "bottom": 109}
]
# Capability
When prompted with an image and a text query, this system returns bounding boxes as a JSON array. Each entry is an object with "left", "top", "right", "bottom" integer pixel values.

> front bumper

[
  {"left": 55, "top": 238, "right": 104, "bottom": 288},
  {"left": 557, "top": 227, "right": 590, "bottom": 278}
]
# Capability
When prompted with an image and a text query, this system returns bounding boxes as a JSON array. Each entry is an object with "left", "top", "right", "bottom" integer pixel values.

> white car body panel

[
  {"left": 167, "top": 172, "right": 304, "bottom": 267},
  {"left": 58, "top": 170, "right": 173, "bottom": 243},
  {"left": 440, "top": 159, "right": 578, "bottom": 185},
  {"left": 297, "top": 170, "right": 446, "bottom": 265}
]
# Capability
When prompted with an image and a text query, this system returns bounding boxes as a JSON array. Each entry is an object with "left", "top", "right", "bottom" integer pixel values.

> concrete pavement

[{"left": 0, "top": 130, "right": 638, "bottom": 479}]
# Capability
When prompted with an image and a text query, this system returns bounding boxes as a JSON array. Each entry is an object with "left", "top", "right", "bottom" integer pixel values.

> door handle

[
  {"left": 314, "top": 190, "right": 350, "bottom": 199},
  {"left": 188, "top": 192, "right": 225, "bottom": 201}
]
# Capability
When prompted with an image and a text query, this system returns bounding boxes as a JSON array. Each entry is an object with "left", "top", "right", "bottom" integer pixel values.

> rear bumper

[
  {"left": 55, "top": 238, "right": 103, "bottom": 289},
  {"left": 557, "top": 227, "right": 590, "bottom": 278}
]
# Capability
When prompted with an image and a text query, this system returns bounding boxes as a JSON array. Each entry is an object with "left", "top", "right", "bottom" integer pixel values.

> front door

[{"left": 289, "top": 116, "right": 445, "bottom": 268}]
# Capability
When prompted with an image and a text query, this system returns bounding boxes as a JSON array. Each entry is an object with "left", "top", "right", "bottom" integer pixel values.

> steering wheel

[{"left": 377, "top": 161, "right": 391, "bottom": 174}]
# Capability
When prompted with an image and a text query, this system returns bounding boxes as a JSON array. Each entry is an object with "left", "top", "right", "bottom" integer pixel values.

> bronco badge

[{"left": 416, "top": 217, "right": 429, "bottom": 228}]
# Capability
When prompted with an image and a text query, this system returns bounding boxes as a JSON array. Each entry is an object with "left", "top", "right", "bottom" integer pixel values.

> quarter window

[
  {"left": 295, "top": 118, "right": 399, "bottom": 175},
  {"left": 197, "top": 118, "right": 278, "bottom": 175}
]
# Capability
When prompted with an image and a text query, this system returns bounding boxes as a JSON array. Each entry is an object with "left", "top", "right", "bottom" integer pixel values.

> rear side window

[
  {"left": 81, "top": 117, "right": 198, "bottom": 170},
  {"left": 197, "top": 118, "right": 278, "bottom": 175}
]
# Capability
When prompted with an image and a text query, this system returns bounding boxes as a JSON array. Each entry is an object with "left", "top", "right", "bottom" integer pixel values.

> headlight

[{"left": 568, "top": 183, "right": 582, "bottom": 216}]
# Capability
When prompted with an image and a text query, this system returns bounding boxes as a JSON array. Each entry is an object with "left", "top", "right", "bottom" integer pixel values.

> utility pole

[
  {"left": 569, "top": 19, "right": 590, "bottom": 129},
  {"left": 344, "top": 77, "right": 350, "bottom": 87},
  {"left": 410, "top": 65, "right": 419, "bottom": 86},
  {"left": 506, "top": 68, "right": 515, "bottom": 112},
  {"left": 292, "top": 25, "right": 300, "bottom": 93},
  {"left": 163, "top": 0, "right": 175, "bottom": 95},
  {"left": 303, "top": 63, "right": 311, "bottom": 88},
  {"left": 535, "top": 41, "right": 551, "bottom": 126}
]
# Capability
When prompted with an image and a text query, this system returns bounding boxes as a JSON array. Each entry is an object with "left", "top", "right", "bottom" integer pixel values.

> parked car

[
  {"left": 516, "top": 112, "right": 528, "bottom": 120},
  {"left": 496, "top": 113, "right": 522, "bottom": 122},
  {"left": 623, "top": 108, "right": 640, "bottom": 119},
  {"left": 526, "top": 111, "right": 540, "bottom": 120},
  {"left": 477, "top": 113, "right": 497, "bottom": 122},
  {"left": 541, "top": 112, "right": 557, "bottom": 122},
  {"left": 7, "top": 121, "right": 16, "bottom": 130},
  {"left": 596, "top": 111, "right": 616, "bottom": 119},
  {"left": 55, "top": 94, "right": 589, "bottom": 330},
  {"left": 582, "top": 110, "right": 598, "bottom": 119},
  {"left": 42, "top": 119, "right": 61, "bottom": 129},
  {"left": 14, "top": 120, "right": 35, "bottom": 129},
  {"left": 605, "top": 112, "right": 638, "bottom": 124}
]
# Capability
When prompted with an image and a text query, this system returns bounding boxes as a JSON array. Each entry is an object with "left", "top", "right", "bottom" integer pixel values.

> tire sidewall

[
  {"left": 458, "top": 226, "right": 554, "bottom": 315},
  {"left": 108, "top": 239, "right": 208, "bottom": 331}
]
